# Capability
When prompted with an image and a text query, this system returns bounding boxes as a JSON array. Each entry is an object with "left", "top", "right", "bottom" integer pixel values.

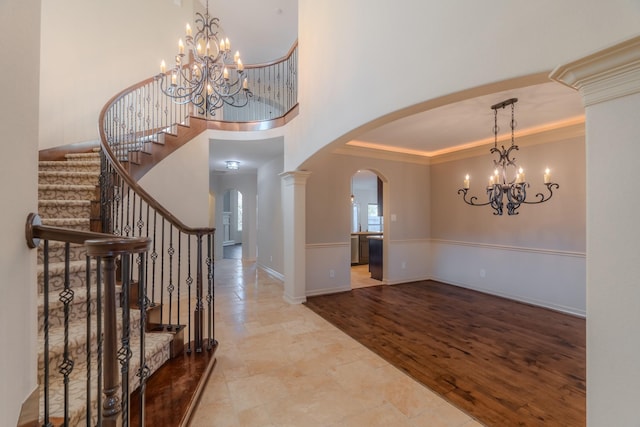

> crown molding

[
  {"left": 333, "top": 143, "right": 431, "bottom": 165},
  {"left": 429, "top": 121, "right": 585, "bottom": 165},
  {"left": 550, "top": 35, "right": 640, "bottom": 106}
]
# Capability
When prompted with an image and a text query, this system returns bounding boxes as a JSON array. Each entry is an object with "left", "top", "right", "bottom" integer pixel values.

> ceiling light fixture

[
  {"left": 226, "top": 160, "right": 240, "bottom": 170},
  {"left": 458, "top": 98, "right": 559, "bottom": 215},
  {"left": 157, "top": 2, "right": 252, "bottom": 117}
]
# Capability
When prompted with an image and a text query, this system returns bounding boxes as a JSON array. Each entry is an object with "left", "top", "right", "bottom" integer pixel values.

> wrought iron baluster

[
  {"left": 206, "top": 233, "right": 214, "bottom": 350},
  {"left": 124, "top": 186, "right": 131, "bottom": 237},
  {"left": 187, "top": 237, "right": 192, "bottom": 354},
  {"left": 168, "top": 224, "right": 175, "bottom": 327},
  {"left": 43, "top": 240, "right": 52, "bottom": 427},
  {"left": 96, "top": 257, "right": 103, "bottom": 425},
  {"left": 85, "top": 255, "right": 92, "bottom": 426},
  {"left": 195, "top": 233, "right": 203, "bottom": 352},
  {"left": 136, "top": 253, "right": 150, "bottom": 426},
  {"left": 145, "top": 204, "right": 151, "bottom": 310},
  {"left": 177, "top": 231, "right": 182, "bottom": 332},
  {"left": 119, "top": 254, "right": 132, "bottom": 427},
  {"left": 60, "top": 242, "right": 75, "bottom": 424},
  {"left": 151, "top": 211, "right": 158, "bottom": 307},
  {"left": 160, "top": 218, "right": 166, "bottom": 324}
]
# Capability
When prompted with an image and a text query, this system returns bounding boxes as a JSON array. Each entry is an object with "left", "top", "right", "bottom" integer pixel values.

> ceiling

[
  {"left": 210, "top": 137, "right": 284, "bottom": 173},
  {"left": 351, "top": 83, "right": 584, "bottom": 157},
  {"left": 206, "top": 1, "right": 585, "bottom": 172}
]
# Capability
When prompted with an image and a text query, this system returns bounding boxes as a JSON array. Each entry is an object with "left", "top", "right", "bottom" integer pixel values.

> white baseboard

[
  {"left": 258, "top": 264, "right": 284, "bottom": 281},
  {"left": 306, "top": 285, "right": 351, "bottom": 297},
  {"left": 430, "top": 275, "right": 586, "bottom": 318}
]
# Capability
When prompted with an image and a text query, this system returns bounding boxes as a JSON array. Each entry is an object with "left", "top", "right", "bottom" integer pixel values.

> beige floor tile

[
  {"left": 409, "top": 400, "right": 480, "bottom": 427},
  {"left": 191, "top": 259, "right": 476, "bottom": 427},
  {"left": 337, "top": 402, "right": 414, "bottom": 427}
]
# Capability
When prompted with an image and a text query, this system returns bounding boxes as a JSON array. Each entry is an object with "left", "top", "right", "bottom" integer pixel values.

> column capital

[
  {"left": 550, "top": 35, "right": 640, "bottom": 107},
  {"left": 280, "top": 170, "right": 312, "bottom": 186}
]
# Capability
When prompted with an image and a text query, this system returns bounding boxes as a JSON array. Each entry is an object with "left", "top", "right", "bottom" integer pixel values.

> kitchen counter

[{"left": 351, "top": 232, "right": 382, "bottom": 264}]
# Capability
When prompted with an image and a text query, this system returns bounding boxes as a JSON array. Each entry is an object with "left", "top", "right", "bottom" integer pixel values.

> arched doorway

[{"left": 350, "top": 169, "right": 384, "bottom": 289}]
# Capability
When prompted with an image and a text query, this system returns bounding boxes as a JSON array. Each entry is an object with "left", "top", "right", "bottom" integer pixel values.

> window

[{"left": 367, "top": 203, "right": 382, "bottom": 232}]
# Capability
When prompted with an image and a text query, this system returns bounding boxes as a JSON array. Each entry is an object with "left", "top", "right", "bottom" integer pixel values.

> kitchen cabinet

[{"left": 368, "top": 236, "right": 383, "bottom": 280}]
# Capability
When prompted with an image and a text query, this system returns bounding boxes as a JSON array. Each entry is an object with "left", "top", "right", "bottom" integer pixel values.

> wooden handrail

[
  {"left": 25, "top": 212, "right": 150, "bottom": 251},
  {"left": 243, "top": 40, "right": 299, "bottom": 69}
]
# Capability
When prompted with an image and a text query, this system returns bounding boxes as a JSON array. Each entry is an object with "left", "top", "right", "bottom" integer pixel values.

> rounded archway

[{"left": 350, "top": 169, "right": 385, "bottom": 289}]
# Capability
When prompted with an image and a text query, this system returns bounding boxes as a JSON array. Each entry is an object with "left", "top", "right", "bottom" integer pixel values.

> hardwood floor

[{"left": 304, "top": 280, "right": 586, "bottom": 427}]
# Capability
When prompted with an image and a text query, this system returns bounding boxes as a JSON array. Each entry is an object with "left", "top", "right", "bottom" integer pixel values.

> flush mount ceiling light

[
  {"left": 226, "top": 160, "right": 240, "bottom": 170},
  {"left": 458, "top": 98, "right": 559, "bottom": 216},
  {"left": 157, "top": 1, "right": 252, "bottom": 117}
]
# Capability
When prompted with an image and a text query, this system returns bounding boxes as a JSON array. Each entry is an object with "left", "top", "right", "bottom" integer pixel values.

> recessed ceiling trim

[
  {"left": 430, "top": 121, "right": 585, "bottom": 165},
  {"left": 347, "top": 115, "right": 585, "bottom": 160}
]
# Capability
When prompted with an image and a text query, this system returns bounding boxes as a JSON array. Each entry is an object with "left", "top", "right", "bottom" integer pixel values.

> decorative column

[
  {"left": 550, "top": 35, "right": 640, "bottom": 426},
  {"left": 280, "top": 171, "right": 312, "bottom": 304}
]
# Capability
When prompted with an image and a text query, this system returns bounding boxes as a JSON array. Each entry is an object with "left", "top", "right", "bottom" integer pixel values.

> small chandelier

[
  {"left": 226, "top": 160, "right": 240, "bottom": 170},
  {"left": 458, "top": 98, "right": 559, "bottom": 216},
  {"left": 157, "top": 3, "right": 252, "bottom": 117}
]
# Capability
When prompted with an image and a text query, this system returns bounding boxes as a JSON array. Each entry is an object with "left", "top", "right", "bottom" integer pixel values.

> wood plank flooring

[{"left": 304, "top": 280, "right": 585, "bottom": 426}]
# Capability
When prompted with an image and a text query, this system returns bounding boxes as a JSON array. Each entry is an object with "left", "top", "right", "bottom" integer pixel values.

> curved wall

[
  {"left": 292, "top": 0, "right": 640, "bottom": 170},
  {"left": 39, "top": 0, "right": 196, "bottom": 149}
]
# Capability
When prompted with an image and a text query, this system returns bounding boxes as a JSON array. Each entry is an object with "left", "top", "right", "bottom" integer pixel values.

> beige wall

[
  {"left": 305, "top": 150, "right": 430, "bottom": 244},
  {"left": 431, "top": 128, "right": 586, "bottom": 252},
  {"left": 294, "top": 0, "right": 640, "bottom": 170},
  {"left": 303, "top": 149, "right": 431, "bottom": 293},
  {"left": 138, "top": 132, "right": 211, "bottom": 229},
  {"left": 0, "top": 0, "right": 40, "bottom": 423},
  {"left": 39, "top": 0, "right": 195, "bottom": 149},
  {"left": 428, "top": 126, "right": 586, "bottom": 315},
  {"left": 257, "top": 156, "right": 285, "bottom": 276}
]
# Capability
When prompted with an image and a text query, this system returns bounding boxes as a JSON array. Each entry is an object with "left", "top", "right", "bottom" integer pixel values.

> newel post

[{"left": 85, "top": 237, "right": 151, "bottom": 427}]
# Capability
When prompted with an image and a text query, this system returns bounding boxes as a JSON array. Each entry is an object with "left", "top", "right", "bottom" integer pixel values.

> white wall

[
  {"left": 582, "top": 84, "right": 640, "bottom": 425},
  {"left": 0, "top": 0, "right": 40, "bottom": 423},
  {"left": 39, "top": 0, "right": 195, "bottom": 149},
  {"left": 293, "top": 0, "right": 640, "bottom": 170},
  {"left": 138, "top": 132, "right": 211, "bottom": 229},
  {"left": 257, "top": 156, "right": 285, "bottom": 276}
]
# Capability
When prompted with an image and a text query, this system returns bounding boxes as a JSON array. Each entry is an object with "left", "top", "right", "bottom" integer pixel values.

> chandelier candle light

[
  {"left": 458, "top": 98, "right": 559, "bottom": 216},
  {"left": 157, "top": 3, "right": 252, "bottom": 117}
]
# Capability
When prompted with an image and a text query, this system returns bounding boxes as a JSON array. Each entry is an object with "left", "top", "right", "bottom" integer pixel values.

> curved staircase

[{"left": 37, "top": 150, "right": 174, "bottom": 425}]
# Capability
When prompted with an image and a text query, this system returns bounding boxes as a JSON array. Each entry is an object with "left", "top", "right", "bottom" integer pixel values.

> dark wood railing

[
  {"left": 63, "top": 40, "right": 299, "bottom": 426},
  {"left": 26, "top": 213, "right": 151, "bottom": 426}
]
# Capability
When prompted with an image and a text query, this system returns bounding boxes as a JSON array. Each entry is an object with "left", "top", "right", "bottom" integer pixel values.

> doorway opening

[
  {"left": 350, "top": 169, "right": 384, "bottom": 289},
  {"left": 222, "top": 188, "right": 243, "bottom": 260}
]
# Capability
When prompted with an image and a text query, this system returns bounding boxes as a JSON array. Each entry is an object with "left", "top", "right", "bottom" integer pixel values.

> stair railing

[
  {"left": 98, "top": 41, "right": 298, "bottom": 362},
  {"left": 26, "top": 213, "right": 151, "bottom": 426}
]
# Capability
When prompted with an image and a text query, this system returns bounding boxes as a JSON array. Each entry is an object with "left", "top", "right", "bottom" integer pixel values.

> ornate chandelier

[
  {"left": 157, "top": 3, "right": 252, "bottom": 117},
  {"left": 458, "top": 98, "right": 559, "bottom": 216}
]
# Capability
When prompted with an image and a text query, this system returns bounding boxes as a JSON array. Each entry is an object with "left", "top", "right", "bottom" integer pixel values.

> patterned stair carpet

[{"left": 37, "top": 150, "right": 173, "bottom": 424}]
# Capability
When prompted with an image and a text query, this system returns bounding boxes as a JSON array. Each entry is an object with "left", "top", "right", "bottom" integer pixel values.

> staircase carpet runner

[{"left": 36, "top": 150, "right": 174, "bottom": 423}]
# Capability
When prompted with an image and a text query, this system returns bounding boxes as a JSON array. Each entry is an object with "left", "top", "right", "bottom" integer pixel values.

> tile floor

[
  {"left": 350, "top": 264, "right": 382, "bottom": 289},
  {"left": 190, "top": 259, "right": 484, "bottom": 426}
]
